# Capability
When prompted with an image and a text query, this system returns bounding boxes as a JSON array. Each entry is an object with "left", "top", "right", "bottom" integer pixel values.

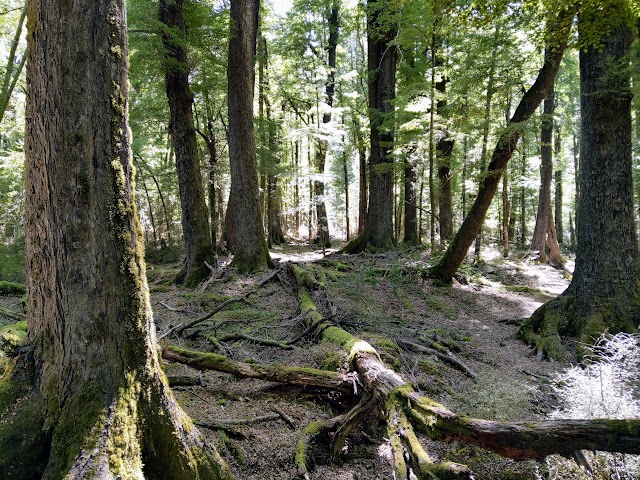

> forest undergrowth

[{"left": 2, "top": 242, "right": 639, "bottom": 479}]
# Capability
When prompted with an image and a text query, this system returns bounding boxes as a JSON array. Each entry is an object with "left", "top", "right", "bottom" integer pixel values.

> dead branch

[
  {"left": 397, "top": 338, "right": 479, "bottom": 380},
  {"left": 218, "top": 332, "right": 295, "bottom": 350}
]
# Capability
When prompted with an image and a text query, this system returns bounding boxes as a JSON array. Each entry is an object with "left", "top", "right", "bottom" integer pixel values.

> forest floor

[
  {"left": 0, "top": 242, "right": 580, "bottom": 479},
  {"left": 149, "top": 242, "right": 575, "bottom": 480}
]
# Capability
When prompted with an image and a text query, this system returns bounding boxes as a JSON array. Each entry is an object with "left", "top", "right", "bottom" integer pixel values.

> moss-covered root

[
  {"left": 518, "top": 297, "right": 568, "bottom": 361},
  {"left": 295, "top": 419, "right": 336, "bottom": 479},
  {"left": 387, "top": 391, "right": 471, "bottom": 480},
  {"left": 144, "top": 380, "right": 234, "bottom": 480},
  {"left": 41, "top": 373, "right": 233, "bottom": 480}
]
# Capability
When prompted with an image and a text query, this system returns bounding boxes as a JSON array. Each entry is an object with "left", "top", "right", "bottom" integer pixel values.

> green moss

[
  {"left": 505, "top": 285, "right": 553, "bottom": 298},
  {"left": 418, "top": 359, "right": 440, "bottom": 376},
  {"left": 424, "top": 296, "right": 457, "bottom": 319},
  {"left": 0, "top": 281, "right": 26, "bottom": 295},
  {"left": 0, "top": 361, "right": 48, "bottom": 478},
  {"left": 0, "top": 321, "right": 26, "bottom": 352},
  {"left": 218, "top": 430, "right": 244, "bottom": 463},
  {"left": 150, "top": 284, "right": 173, "bottom": 293},
  {"left": 321, "top": 351, "right": 346, "bottom": 371}
]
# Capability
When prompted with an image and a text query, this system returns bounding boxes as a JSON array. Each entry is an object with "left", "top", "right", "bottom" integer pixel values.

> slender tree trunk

[
  {"left": 294, "top": 141, "right": 300, "bottom": 238},
  {"left": 159, "top": 0, "right": 214, "bottom": 285},
  {"left": 554, "top": 128, "right": 563, "bottom": 244},
  {"left": 258, "top": 35, "right": 285, "bottom": 247},
  {"left": 461, "top": 136, "right": 468, "bottom": 218},
  {"left": 437, "top": 137, "right": 454, "bottom": 243},
  {"left": 139, "top": 167, "right": 159, "bottom": 247},
  {"left": 530, "top": 82, "right": 564, "bottom": 268},
  {"left": 428, "top": 35, "right": 437, "bottom": 247},
  {"left": 0, "top": 0, "right": 27, "bottom": 125},
  {"left": 4, "top": 0, "right": 232, "bottom": 476},
  {"left": 355, "top": 117, "right": 368, "bottom": 234},
  {"left": 474, "top": 27, "right": 499, "bottom": 260},
  {"left": 429, "top": 11, "right": 573, "bottom": 283},
  {"left": 404, "top": 148, "right": 418, "bottom": 244},
  {"left": 224, "top": 0, "right": 272, "bottom": 272},
  {"left": 344, "top": 0, "right": 398, "bottom": 253},
  {"left": 520, "top": 136, "right": 527, "bottom": 244},
  {"left": 342, "top": 141, "right": 350, "bottom": 240},
  {"left": 312, "top": 0, "right": 339, "bottom": 249},
  {"left": 521, "top": 6, "right": 640, "bottom": 358}
]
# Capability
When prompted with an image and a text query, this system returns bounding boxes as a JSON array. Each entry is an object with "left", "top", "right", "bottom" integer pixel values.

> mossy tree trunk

[
  {"left": 520, "top": 4, "right": 640, "bottom": 359},
  {"left": 224, "top": 0, "right": 272, "bottom": 272},
  {"left": 0, "top": 1, "right": 232, "bottom": 478},
  {"left": 159, "top": 0, "right": 214, "bottom": 286},
  {"left": 344, "top": 0, "right": 398, "bottom": 253},
  {"left": 428, "top": 10, "right": 573, "bottom": 283}
]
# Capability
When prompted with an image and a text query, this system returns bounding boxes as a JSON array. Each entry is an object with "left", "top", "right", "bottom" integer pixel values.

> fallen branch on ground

[
  {"left": 397, "top": 338, "right": 479, "bottom": 380},
  {"left": 160, "top": 268, "right": 281, "bottom": 339},
  {"left": 162, "top": 346, "right": 357, "bottom": 394},
  {"left": 164, "top": 261, "right": 640, "bottom": 479}
]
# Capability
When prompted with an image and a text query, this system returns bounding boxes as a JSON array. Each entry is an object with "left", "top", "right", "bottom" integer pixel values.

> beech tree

[
  {"left": 428, "top": 9, "right": 574, "bottom": 283},
  {"left": 160, "top": 0, "right": 214, "bottom": 285},
  {"left": 223, "top": 0, "right": 272, "bottom": 272},
  {"left": 344, "top": 0, "right": 398, "bottom": 253},
  {"left": 530, "top": 81, "right": 564, "bottom": 268},
  {"left": 0, "top": 0, "right": 231, "bottom": 477},
  {"left": 520, "top": 2, "right": 640, "bottom": 359}
]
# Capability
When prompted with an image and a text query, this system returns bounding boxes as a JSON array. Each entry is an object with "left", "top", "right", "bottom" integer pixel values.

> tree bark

[
  {"left": 530, "top": 82, "right": 564, "bottom": 268},
  {"left": 437, "top": 137, "right": 455, "bottom": 243},
  {"left": 355, "top": 116, "right": 368, "bottom": 234},
  {"left": 159, "top": 0, "right": 214, "bottom": 286},
  {"left": 404, "top": 147, "right": 419, "bottom": 244},
  {"left": 520, "top": 3, "right": 640, "bottom": 359},
  {"left": 429, "top": 11, "right": 573, "bottom": 283},
  {"left": 312, "top": 0, "right": 339, "bottom": 249},
  {"left": 224, "top": 0, "right": 272, "bottom": 272},
  {"left": 343, "top": 0, "right": 398, "bottom": 253},
  {"left": 2, "top": 1, "right": 232, "bottom": 477}
]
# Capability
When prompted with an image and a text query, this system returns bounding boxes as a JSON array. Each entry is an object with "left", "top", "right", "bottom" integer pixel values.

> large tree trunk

[
  {"left": 159, "top": 0, "right": 214, "bottom": 286},
  {"left": 224, "top": 0, "right": 272, "bottom": 272},
  {"left": 520, "top": 3, "right": 639, "bottom": 360},
  {"left": 0, "top": 1, "right": 232, "bottom": 477},
  {"left": 530, "top": 82, "right": 564, "bottom": 268},
  {"left": 343, "top": 0, "right": 398, "bottom": 253},
  {"left": 429, "top": 11, "right": 573, "bottom": 283}
]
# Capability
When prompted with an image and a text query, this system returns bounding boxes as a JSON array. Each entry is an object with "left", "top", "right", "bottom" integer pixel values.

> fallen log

[{"left": 162, "top": 346, "right": 356, "bottom": 394}]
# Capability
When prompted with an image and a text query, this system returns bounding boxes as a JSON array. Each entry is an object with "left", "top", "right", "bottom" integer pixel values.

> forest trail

[{"left": 143, "top": 245, "right": 574, "bottom": 480}]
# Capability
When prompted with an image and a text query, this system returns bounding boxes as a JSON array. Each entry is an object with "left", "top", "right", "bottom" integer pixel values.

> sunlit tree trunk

[
  {"left": 344, "top": 0, "right": 398, "bottom": 253},
  {"left": 224, "top": 0, "right": 272, "bottom": 272}
]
